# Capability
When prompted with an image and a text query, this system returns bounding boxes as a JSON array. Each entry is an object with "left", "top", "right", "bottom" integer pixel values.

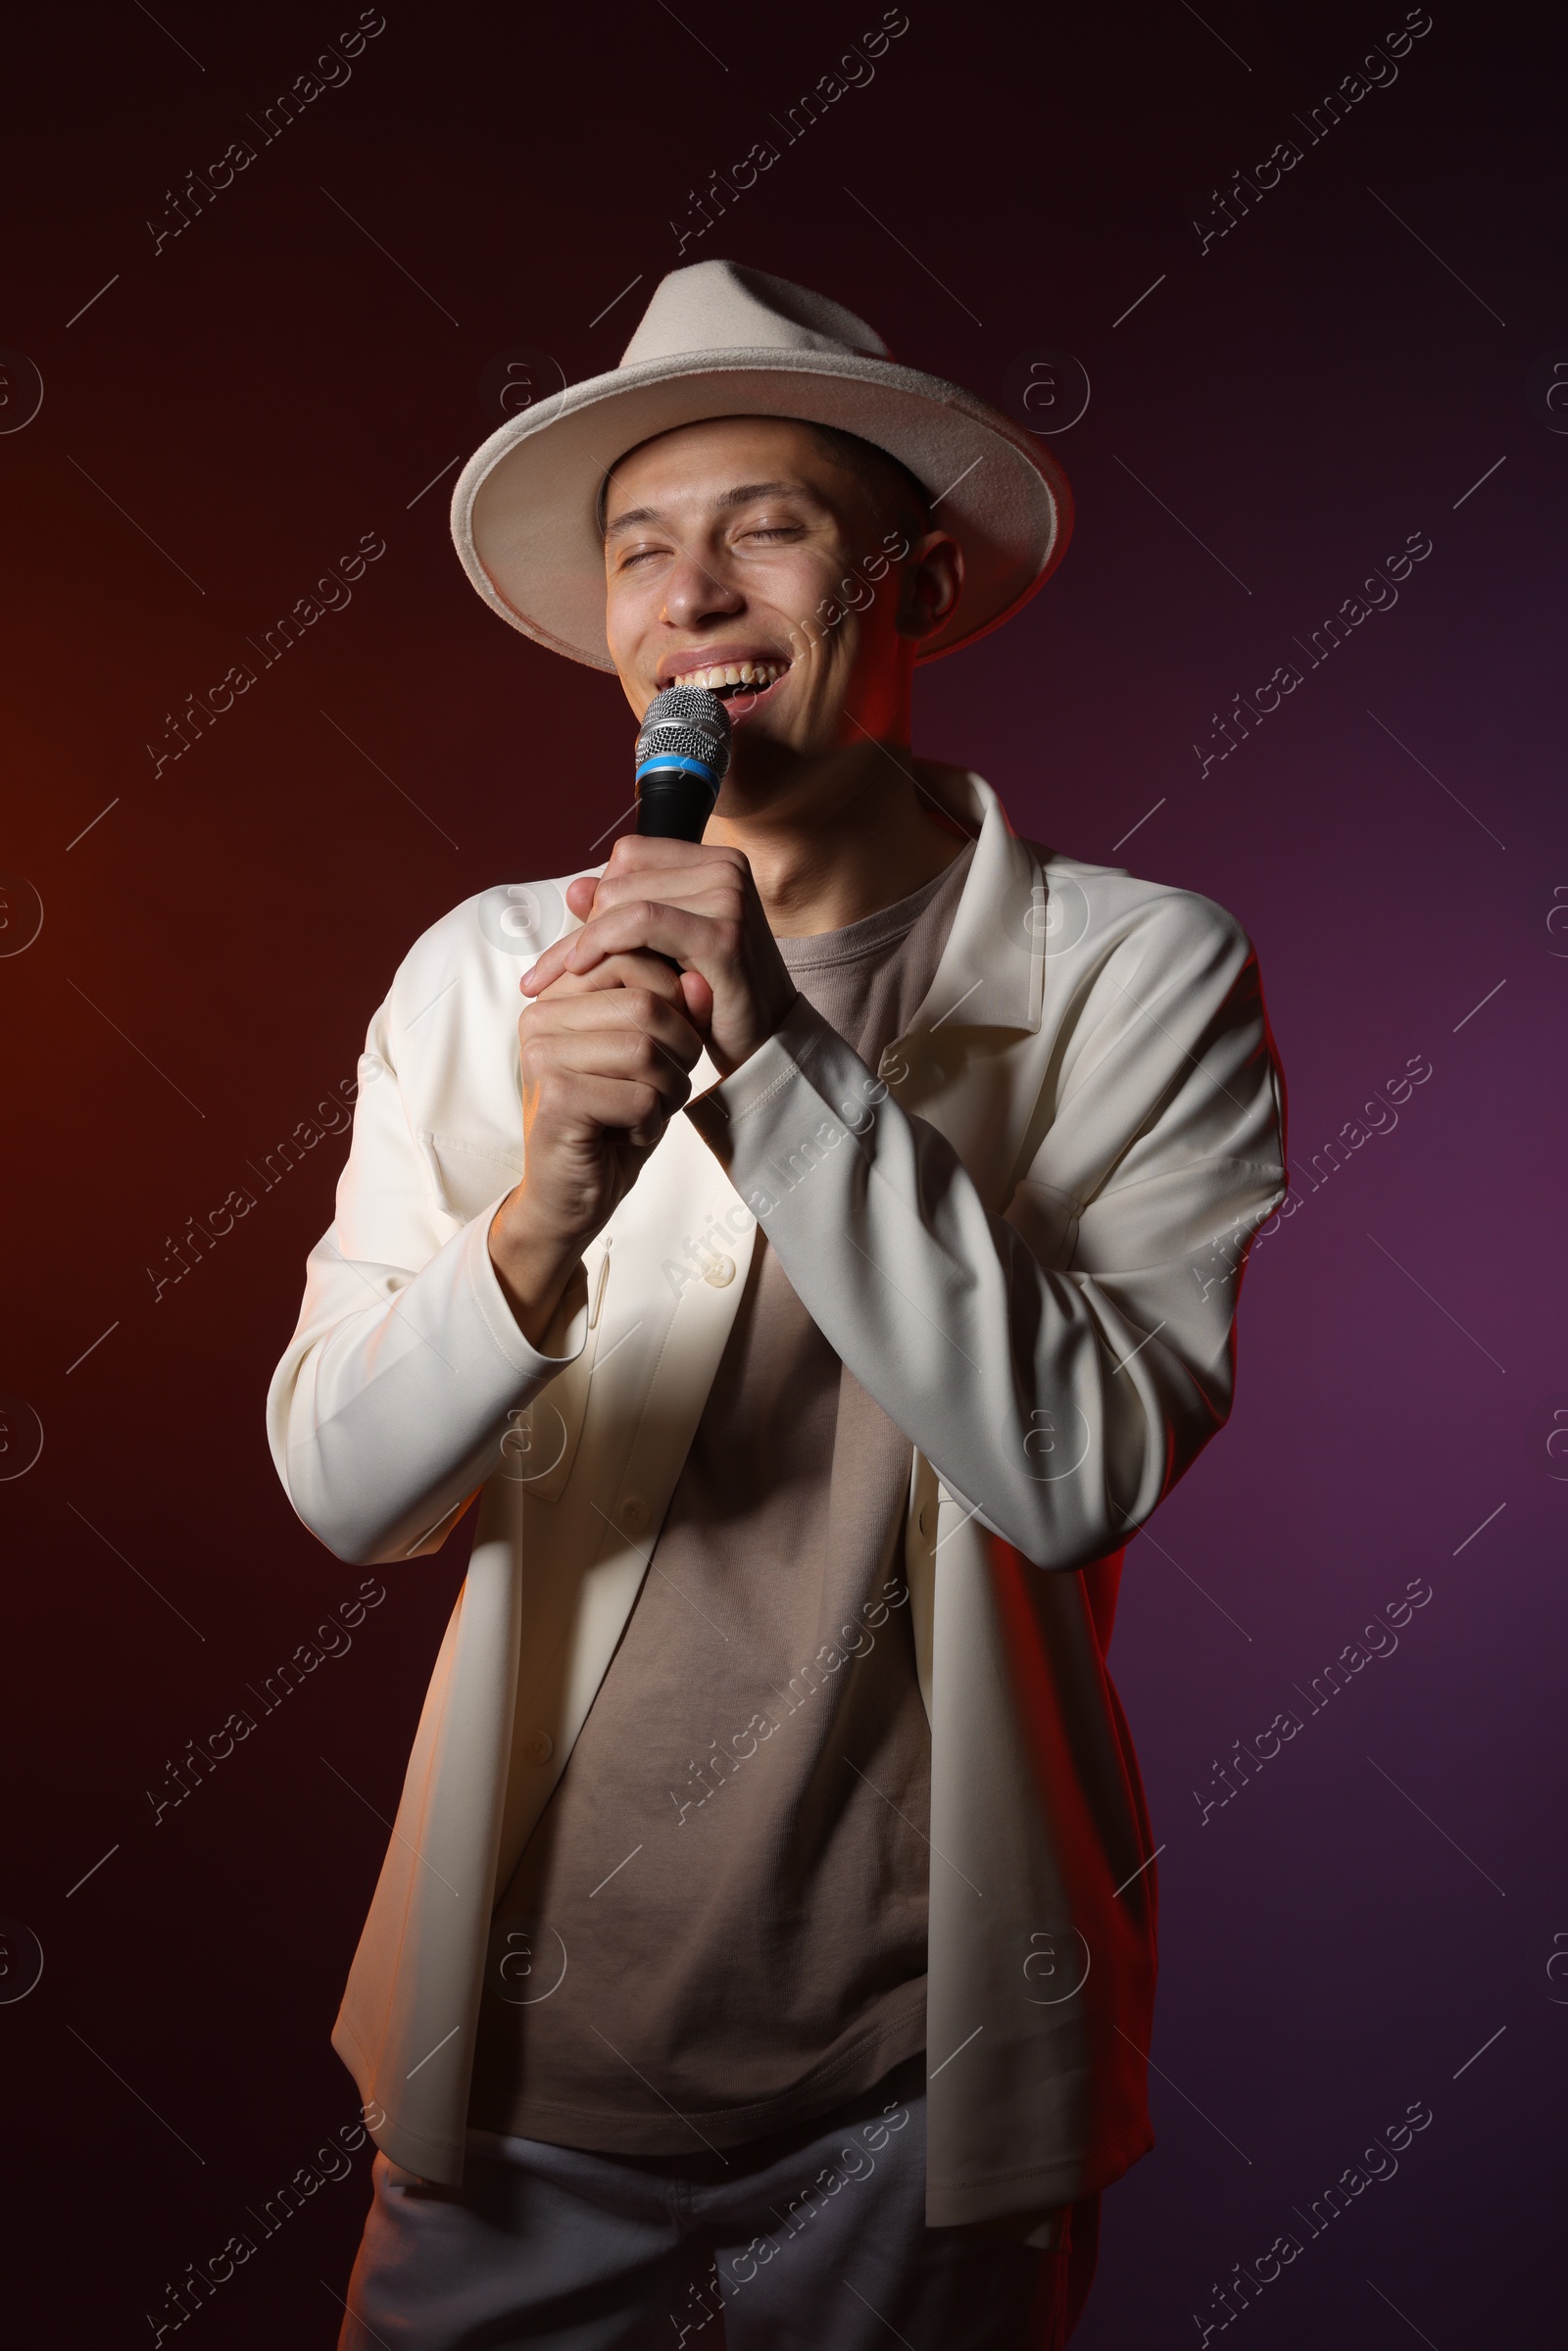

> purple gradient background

[{"left": 1, "top": 1, "right": 1562, "bottom": 2342}]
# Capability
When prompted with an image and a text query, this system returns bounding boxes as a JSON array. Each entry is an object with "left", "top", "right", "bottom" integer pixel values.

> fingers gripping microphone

[{"left": 634, "top": 686, "right": 732, "bottom": 841}]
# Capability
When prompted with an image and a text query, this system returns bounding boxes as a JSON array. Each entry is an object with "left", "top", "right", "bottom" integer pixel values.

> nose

[{"left": 661, "top": 545, "right": 744, "bottom": 631}]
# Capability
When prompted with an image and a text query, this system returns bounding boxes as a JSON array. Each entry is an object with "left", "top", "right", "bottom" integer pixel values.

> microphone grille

[{"left": 635, "top": 685, "right": 732, "bottom": 781}]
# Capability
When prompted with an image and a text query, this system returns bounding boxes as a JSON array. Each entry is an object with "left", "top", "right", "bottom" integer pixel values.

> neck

[{"left": 704, "top": 737, "right": 971, "bottom": 937}]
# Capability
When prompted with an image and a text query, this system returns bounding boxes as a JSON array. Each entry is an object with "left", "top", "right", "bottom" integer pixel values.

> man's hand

[
  {"left": 520, "top": 836, "right": 799, "bottom": 1080},
  {"left": 488, "top": 947, "right": 704, "bottom": 1347}
]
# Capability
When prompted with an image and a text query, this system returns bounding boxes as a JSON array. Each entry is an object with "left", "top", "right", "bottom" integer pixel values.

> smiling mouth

[{"left": 668, "top": 658, "right": 793, "bottom": 702}]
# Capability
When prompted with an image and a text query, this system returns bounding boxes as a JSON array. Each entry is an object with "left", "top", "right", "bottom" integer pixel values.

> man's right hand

[{"left": 487, "top": 950, "right": 704, "bottom": 1347}]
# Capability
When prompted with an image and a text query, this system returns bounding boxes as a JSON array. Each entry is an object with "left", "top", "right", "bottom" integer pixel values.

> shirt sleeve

[
  {"left": 266, "top": 1000, "right": 587, "bottom": 1566},
  {"left": 684, "top": 891, "right": 1286, "bottom": 1571}
]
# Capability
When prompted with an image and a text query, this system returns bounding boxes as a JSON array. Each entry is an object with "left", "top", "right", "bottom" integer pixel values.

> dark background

[{"left": 1, "top": 1, "right": 1563, "bottom": 2341}]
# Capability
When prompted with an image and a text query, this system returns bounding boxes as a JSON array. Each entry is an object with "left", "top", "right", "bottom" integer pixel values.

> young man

[{"left": 270, "top": 262, "right": 1287, "bottom": 2348}]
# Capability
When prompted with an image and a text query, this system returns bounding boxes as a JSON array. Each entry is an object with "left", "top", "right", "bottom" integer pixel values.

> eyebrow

[{"left": 603, "top": 479, "right": 828, "bottom": 537}]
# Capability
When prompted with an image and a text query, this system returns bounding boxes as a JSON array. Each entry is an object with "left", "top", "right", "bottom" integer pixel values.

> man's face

[{"left": 602, "top": 416, "right": 959, "bottom": 776}]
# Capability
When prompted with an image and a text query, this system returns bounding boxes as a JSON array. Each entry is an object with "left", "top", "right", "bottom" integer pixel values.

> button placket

[{"left": 588, "top": 1238, "right": 612, "bottom": 1328}]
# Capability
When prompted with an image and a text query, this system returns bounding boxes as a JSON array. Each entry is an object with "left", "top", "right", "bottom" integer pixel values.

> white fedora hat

[{"left": 450, "top": 260, "right": 1072, "bottom": 670}]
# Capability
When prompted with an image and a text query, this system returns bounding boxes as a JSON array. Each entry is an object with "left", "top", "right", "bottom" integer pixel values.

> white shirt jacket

[{"left": 268, "top": 768, "right": 1287, "bottom": 2226}]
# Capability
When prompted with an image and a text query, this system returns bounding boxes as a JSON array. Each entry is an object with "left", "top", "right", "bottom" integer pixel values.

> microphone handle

[
  {"left": 633, "top": 767, "right": 716, "bottom": 971},
  {"left": 635, "top": 770, "right": 716, "bottom": 842}
]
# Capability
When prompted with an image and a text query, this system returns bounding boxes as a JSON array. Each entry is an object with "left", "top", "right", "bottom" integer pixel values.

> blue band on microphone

[{"left": 636, "top": 755, "right": 717, "bottom": 786}]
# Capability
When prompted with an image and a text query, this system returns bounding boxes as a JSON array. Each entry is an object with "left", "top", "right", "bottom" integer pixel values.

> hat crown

[{"left": 618, "top": 259, "right": 891, "bottom": 368}]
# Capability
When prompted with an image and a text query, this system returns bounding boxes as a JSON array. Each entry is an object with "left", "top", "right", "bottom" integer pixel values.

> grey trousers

[{"left": 336, "top": 2055, "right": 1099, "bottom": 2350}]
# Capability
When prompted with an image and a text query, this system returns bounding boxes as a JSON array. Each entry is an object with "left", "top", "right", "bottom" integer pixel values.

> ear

[{"left": 896, "top": 531, "right": 963, "bottom": 642}]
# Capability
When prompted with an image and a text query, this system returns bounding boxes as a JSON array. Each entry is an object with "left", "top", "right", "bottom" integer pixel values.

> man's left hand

[{"left": 521, "top": 835, "right": 798, "bottom": 1078}]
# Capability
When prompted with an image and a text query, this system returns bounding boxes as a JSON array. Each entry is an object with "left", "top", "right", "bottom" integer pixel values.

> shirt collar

[{"left": 903, "top": 770, "right": 1045, "bottom": 1041}]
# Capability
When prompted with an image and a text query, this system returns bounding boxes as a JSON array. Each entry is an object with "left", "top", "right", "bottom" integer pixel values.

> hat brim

[{"left": 450, "top": 347, "right": 1073, "bottom": 671}]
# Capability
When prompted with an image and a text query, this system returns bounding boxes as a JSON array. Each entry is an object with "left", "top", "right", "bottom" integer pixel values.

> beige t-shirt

[{"left": 469, "top": 840, "right": 976, "bottom": 2154}]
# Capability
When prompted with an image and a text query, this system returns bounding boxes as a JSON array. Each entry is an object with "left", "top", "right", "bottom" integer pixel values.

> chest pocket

[{"left": 417, "top": 1129, "right": 526, "bottom": 1224}]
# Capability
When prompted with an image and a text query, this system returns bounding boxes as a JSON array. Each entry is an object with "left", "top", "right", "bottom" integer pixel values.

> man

[{"left": 269, "top": 261, "right": 1287, "bottom": 2348}]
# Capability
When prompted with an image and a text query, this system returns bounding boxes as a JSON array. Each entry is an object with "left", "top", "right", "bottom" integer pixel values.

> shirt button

[
  {"left": 703, "top": 1255, "right": 736, "bottom": 1288},
  {"left": 621, "top": 1497, "right": 649, "bottom": 1532},
  {"left": 521, "top": 1731, "right": 554, "bottom": 1764}
]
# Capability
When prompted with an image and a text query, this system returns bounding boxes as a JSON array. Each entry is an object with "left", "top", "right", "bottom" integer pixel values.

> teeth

[{"left": 669, "top": 661, "right": 789, "bottom": 691}]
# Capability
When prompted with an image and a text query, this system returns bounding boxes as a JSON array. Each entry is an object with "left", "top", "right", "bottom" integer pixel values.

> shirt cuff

[
  {"left": 686, "top": 995, "right": 842, "bottom": 1164},
  {"left": 463, "top": 1200, "right": 591, "bottom": 1376}
]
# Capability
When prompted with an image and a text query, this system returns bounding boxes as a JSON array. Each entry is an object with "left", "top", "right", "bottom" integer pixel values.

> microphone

[{"left": 634, "top": 685, "right": 732, "bottom": 841}]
